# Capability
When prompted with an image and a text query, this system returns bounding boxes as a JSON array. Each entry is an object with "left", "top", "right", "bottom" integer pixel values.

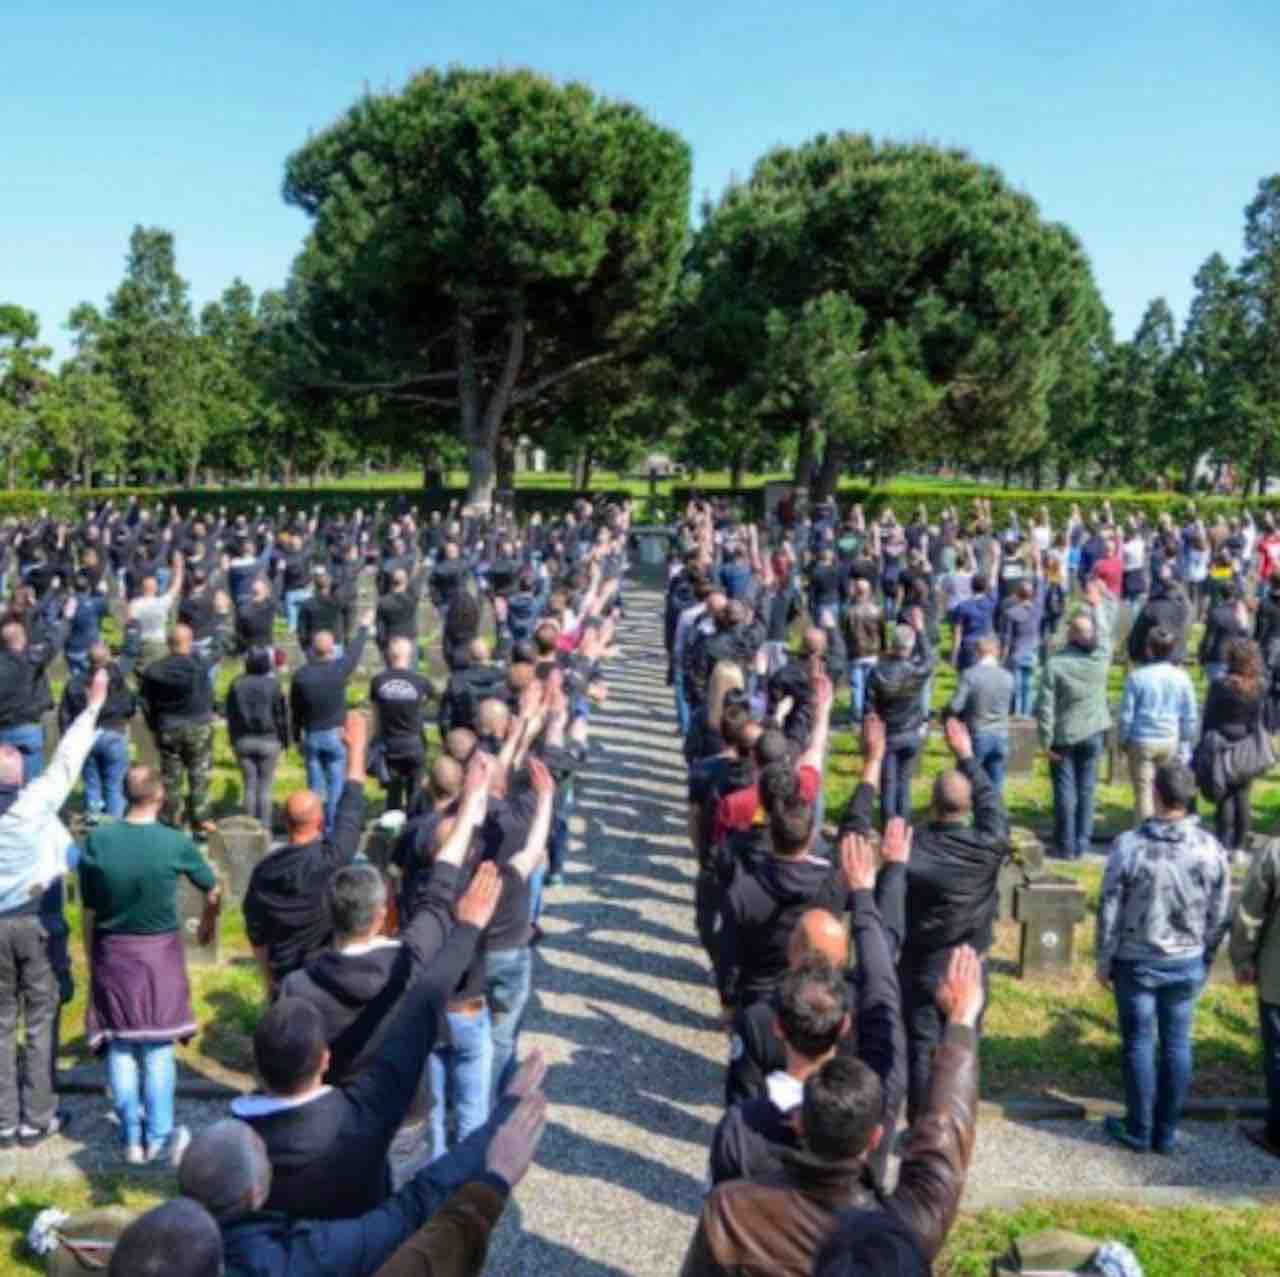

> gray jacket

[
  {"left": 949, "top": 660, "right": 1013, "bottom": 737},
  {"left": 1095, "top": 816, "right": 1232, "bottom": 978}
]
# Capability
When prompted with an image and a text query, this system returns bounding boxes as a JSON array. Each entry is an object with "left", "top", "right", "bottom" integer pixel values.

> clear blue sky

[{"left": 5, "top": 0, "right": 1278, "bottom": 361}]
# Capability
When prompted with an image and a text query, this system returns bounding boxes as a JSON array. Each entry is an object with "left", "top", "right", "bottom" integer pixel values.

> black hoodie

[{"left": 279, "top": 861, "right": 479, "bottom": 1084}]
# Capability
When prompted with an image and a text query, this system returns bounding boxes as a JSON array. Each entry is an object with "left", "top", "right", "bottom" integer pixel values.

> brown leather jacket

[
  {"left": 679, "top": 1023, "right": 978, "bottom": 1277},
  {"left": 844, "top": 602, "right": 884, "bottom": 662}
]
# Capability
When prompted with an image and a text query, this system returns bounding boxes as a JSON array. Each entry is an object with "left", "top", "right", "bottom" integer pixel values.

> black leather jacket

[{"left": 867, "top": 635, "right": 936, "bottom": 741}]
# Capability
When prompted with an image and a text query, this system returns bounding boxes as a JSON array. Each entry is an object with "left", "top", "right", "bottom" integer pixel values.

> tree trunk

[
  {"left": 572, "top": 449, "right": 588, "bottom": 490},
  {"left": 793, "top": 419, "right": 819, "bottom": 498},
  {"left": 730, "top": 446, "right": 746, "bottom": 491},
  {"left": 813, "top": 440, "right": 845, "bottom": 502},
  {"left": 185, "top": 455, "right": 199, "bottom": 489},
  {"left": 581, "top": 447, "right": 595, "bottom": 491},
  {"left": 495, "top": 431, "right": 516, "bottom": 498},
  {"left": 463, "top": 304, "right": 526, "bottom": 512},
  {"left": 1257, "top": 443, "right": 1270, "bottom": 498}
]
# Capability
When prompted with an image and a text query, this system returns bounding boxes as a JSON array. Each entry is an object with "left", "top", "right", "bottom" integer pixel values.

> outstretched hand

[
  {"left": 936, "top": 945, "right": 984, "bottom": 1026},
  {"left": 486, "top": 1091, "right": 548, "bottom": 1189},
  {"left": 840, "top": 833, "right": 877, "bottom": 893},
  {"left": 881, "top": 816, "right": 912, "bottom": 864},
  {"left": 456, "top": 861, "right": 502, "bottom": 930},
  {"left": 943, "top": 716, "right": 973, "bottom": 761},
  {"left": 861, "top": 712, "right": 886, "bottom": 762}
]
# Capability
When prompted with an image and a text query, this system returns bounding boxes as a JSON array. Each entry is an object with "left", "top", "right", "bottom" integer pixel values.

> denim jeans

[
  {"left": 304, "top": 728, "right": 347, "bottom": 833},
  {"left": 1112, "top": 956, "right": 1205, "bottom": 1150},
  {"left": 1050, "top": 732, "right": 1104, "bottom": 857},
  {"left": 1011, "top": 654, "right": 1036, "bottom": 718},
  {"left": 1204, "top": 661, "right": 1226, "bottom": 685},
  {"left": 881, "top": 739, "right": 920, "bottom": 826},
  {"left": 848, "top": 660, "right": 874, "bottom": 722},
  {"left": 486, "top": 946, "right": 532, "bottom": 1105},
  {"left": 0, "top": 723, "right": 44, "bottom": 784},
  {"left": 107, "top": 1040, "right": 176, "bottom": 1151},
  {"left": 973, "top": 731, "right": 1009, "bottom": 797},
  {"left": 673, "top": 671, "right": 690, "bottom": 737},
  {"left": 284, "top": 587, "right": 311, "bottom": 632},
  {"left": 65, "top": 649, "right": 90, "bottom": 681},
  {"left": 427, "top": 1006, "right": 492, "bottom": 1160},
  {"left": 1261, "top": 1000, "right": 1280, "bottom": 1147},
  {"left": 528, "top": 863, "right": 547, "bottom": 927},
  {"left": 83, "top": 729, "right": 129, "bottom": 819}
]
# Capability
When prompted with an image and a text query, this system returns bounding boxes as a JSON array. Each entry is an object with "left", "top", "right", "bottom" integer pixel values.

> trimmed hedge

[
  {"left": 669, "top": 483, "right": 1280, "bottom": 527},
  {"left": 5, "top": 480, "right": 1276, "bottom": 530}
]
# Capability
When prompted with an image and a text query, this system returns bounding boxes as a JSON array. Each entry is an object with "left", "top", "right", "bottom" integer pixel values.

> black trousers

[
  {"left": 1262, "top": 999, "right": 1280, "bottom": 1145},
  {"left": 0, "top": 914, "right": 60, "bottom": 1131}
]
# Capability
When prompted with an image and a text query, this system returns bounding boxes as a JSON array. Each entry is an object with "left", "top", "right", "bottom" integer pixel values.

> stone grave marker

[
  {"left": 1005, "top": 717, "right": 1039, "bottom": 777},
  {"left": 1208, "top": 885, "right": 1243, "bottom": 985},
  {"left": 208, "top": 814, "right": 272, "bottom": 905},
  {"left": 998, "top": 826, "right": 1047, "bottom": 920},
  {"left": 130, "top": 717, "right": 160, "bottom": 770},
  {"left": 178, "top": 877, "right": 219, "bottom": 966},
  {"left": 1013, "top": 874, "right": 1087, "bottom": 977}
]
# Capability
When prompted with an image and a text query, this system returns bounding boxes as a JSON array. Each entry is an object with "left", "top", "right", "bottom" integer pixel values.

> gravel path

[{"left": 5, "top": 578, "right": 1279, "bottom": 1267}]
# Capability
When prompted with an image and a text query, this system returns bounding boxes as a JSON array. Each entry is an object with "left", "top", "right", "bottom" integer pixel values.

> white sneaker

[
  {"left": 152, "top": 1124, "right": 191, "bottom": 1168},
  {"left": 124, "top": 1144, "right": 145, "bottom": 1166}
]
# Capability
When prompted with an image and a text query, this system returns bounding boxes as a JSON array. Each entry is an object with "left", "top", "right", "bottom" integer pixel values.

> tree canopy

[{"left": 279, "top": 67, "right": 692, "bottom": 505}]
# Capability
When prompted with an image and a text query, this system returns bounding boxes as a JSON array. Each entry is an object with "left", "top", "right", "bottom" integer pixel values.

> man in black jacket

[
  {"left": 376, "top": 568, "right": 420, "bottom": 656},
  {"left": 0, "top": 604, "right": 69, "bottom": 782},
  {"left": 896, "top": 715, "right": 1009, "bottom": 1122},
  {"left": 235, "top": 575, "right": 277, "bottom": 656},
  {"left": 289, "top": 611, "right": 372, "bottom": 834},
  {"left": 297, "top": 568, "right": 346, "bottom": 657},
  {"left": 371, "top": 637, "right": 433, "bottom": 812},
  {"left": 234, "top": 777, "right": 498, "bottom": 1221},
  {"left": 1198, "top": 580, "right": 1250, "bottom": 682},
  {"left": 438, "top": 639, "right": 507, "bottom": 735},
  {"left": 139, "top": 614, "right": 229, "bottom": 835},
  {"left": 182, "top": 1063, "right": 547, "bottom": 1277},
  {"left": 866, "top": 611, "right": 934, "bottom": 827},
  {"left": 243, "top": 712, "right": 368, "bottom": 992},
  {"left": 1128, "top": 563, "right": 1191, "bottom": 666},
  {"left": 279, "top": 807, "right": 500, "bottom": 1085}
]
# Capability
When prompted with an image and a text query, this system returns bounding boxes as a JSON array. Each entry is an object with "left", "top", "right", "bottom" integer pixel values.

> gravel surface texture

[{"left": 5, "top": 580, "right": 1279, "bottom": 1271}]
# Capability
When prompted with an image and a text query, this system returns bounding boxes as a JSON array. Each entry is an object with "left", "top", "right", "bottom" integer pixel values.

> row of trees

[{"left": 3, "top": 68, "right": 1278, "bottom": 500}]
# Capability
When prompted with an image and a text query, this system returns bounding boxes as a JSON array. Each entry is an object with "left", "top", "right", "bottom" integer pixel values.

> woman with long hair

[{"left": 1201, "top": 637, "right": 1267, "bottom": 852}]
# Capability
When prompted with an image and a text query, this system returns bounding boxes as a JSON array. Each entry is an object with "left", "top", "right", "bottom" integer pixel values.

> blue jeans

[
  {"left": 529, "top": 863, "right": 547, "bottom": 926},
  {"left": 83, "top": 729, "right": 129, "bottom": 818},
  {"left": 1112, "top": 956, "right": 1205, "bottom": 1150},
  {"left": 0, "top": 723, "right": 44, "bottom": 783},
  {"left": 1204, "top": 661, "right": 1226, "bottom": 685},
  {"left": 284, "top": 587, "right": 311, "bottom": 632},
  {"left": 65, "top": 649, "right": 90, "bottom": 682},
  {"left": 848, "top": 661, "right": 873, "bottom": 722},
  {"left": 973, "top": 731, "right": 1009, "bottom": 797},
  {"left": 673, "top": 671, "right": 690, "bottom": 737},
  {"left": 881, "top": 739, "right": 920, "bottom": 826},
  {"left": 427, "top": 1006, "right": 492, "bottom": 1160},
  {"left": 107, "top": 1040, "right": 175, "bottom": 1150},
  {"left": 304, "top": 728, "right": 347, "bottom": 833},
  {"left": 1011, "top": 655, "right": 1036, "bottom": 718},
  {"left": 1050, "top": 732, "right": 1104, "bottom": 857},
  {"left": 486, "top": 946, "right": 532, "bottom": 1105}
]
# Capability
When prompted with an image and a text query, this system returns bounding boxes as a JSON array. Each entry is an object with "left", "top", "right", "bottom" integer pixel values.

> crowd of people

[{"left": 0, "top": 486, "right": 1279, "bottom": 1274}]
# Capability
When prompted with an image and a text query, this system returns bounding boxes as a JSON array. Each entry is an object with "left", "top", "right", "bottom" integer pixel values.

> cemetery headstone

[
  {"left": 208, "top": 814, "right": 272, "bottom": 905},
  {"left": 1013, "top": 874, "right": 1087, "bottom": 976},
  {"left": 130, "top": 717, "right": 160, "bottom": 771},
  {"left": 178, "top": 877, "right": 219, "bottom": 966},
  {"left": 1005, "top": 717, "right": 1039, "bottom": 777}
]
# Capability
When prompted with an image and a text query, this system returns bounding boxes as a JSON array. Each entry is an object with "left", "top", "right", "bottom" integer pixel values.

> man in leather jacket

[
  {"left": 681, "top": 946, "right": 983, "bottom": 1277},
  {"left": 866, "top": 612, "right": 934, "bottom": 826}
]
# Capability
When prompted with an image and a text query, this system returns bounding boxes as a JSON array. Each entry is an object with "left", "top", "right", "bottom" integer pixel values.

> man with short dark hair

[
  {"left": 683, "top": 946, "right": 984, "bottom": 1277},
  {"left": 59, "top": 638, "right": 137, "bottom": 823},
  {"left": 1097, "top": 760, "right": 1230, "bottom": 1154},
  {"left": 1118, "top": 625, "right": 1198, "bottom": 821}
]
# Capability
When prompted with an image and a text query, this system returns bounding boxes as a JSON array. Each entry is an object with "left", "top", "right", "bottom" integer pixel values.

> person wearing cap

[{"left": 1095, "top": 760, "right": 1231, "bottom": 1154}]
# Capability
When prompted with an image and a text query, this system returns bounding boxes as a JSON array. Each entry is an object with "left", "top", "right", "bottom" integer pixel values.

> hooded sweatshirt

[{"left": 718, "top": 846, "right": 849, "bottom": 1005}]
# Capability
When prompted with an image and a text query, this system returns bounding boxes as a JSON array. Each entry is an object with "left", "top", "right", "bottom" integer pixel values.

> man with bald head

[
  {"left": 438, "top": 638, "right": 507, "bottom": 735},
  {"left": 371, "top": 636, "right": 434, "bottom": 812},
  {"left": 0, "top": 668, "right": 108, "bottom": 1147},
  {"left": 898, "top": 715, "right": 1009, "bottom": 1122},
  {"left": 376, "top": 567, "right": 420, "bottom": 655},
  {"left": 289, "top": 607, "right": 373, "bottom": 833},
  {"left": 243, "top": 713, "right": 370, "bottom": 992},
  {"left": 139, "top": 606, "right": 230, "bottom": 835}
]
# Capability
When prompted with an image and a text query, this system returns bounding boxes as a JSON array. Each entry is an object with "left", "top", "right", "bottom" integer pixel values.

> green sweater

[
  {"left": 79, "top": 821, "right": 216, "bottom": 934},
  {"left": 1230, "top": 839, "right": 1280, "bottom": 1006}
]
